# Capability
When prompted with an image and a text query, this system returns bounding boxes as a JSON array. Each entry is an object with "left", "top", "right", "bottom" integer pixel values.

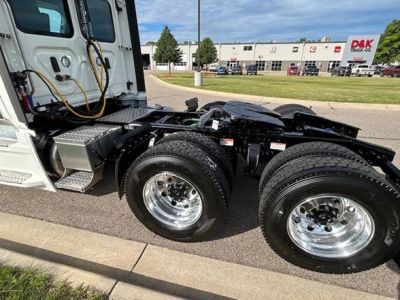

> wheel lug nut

[
  {"left": 191, "top": 190, "right": 197, "bottom": 195},
  {"left": 161, "top": 192, "right": 167, "bottom": 197},
  {"left": 171, "top": 201, "right": 177, "bottom": 206},
  {"left": 157, "top": 181, "right": 164, "bottom": 186},
  {"left": 293, "top": 216, "right": 301, "bottom": 223},
  {"left": 307, "top": 224, "right": 315, "bottom": 231},
  {"left": 184, "top": 204, "right": 189, "bottom": 209},
  {"left": 299, "top": 207, "right": 306, "bottom": 214},
  {"left": 324, "top": 224, "right": 332, "bottom": 232},
  {"left": 341, "top": 219, "right": 348, "bottom": 225}
]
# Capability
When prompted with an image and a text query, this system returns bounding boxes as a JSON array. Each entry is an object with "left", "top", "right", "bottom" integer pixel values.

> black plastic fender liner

[
  {"left": 280, "top": 127, "right": 396, "bottom": 164},
  {"left": 114, "top": 124, "right": 154, "bottom": 199},
  {"left": 273, "top": 104, "right": 316, "bottom": 117},
  {"left": 222, "top": 101, "right": 284, "bottom": 127},
  {"left": 288, "top": 112, "right": 360, "bottom": 138}
]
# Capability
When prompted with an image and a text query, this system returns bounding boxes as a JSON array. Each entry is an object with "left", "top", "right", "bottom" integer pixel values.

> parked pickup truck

[
  {"left": 351, "top": 64, "right": 374, "bottom": 77},
  {"left": 302, "top": 65, "right": 319, "bottom": 76},
  {"left": 381, "top": 66, "right": 400, "bottom": 77}
]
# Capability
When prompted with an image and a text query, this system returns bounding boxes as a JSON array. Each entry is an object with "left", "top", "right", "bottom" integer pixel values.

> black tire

[
  {"left": 124, "top": 141, "right": 228, "bottom": 241},
  {"left": 157, "top": 131, "right": 234, "bottom": 190},
  {"left": 259, "top": 156, "right": 400, "bottom": 274},
  {"left": 273, "top": 104, "right": 316, "bottom": 117},
  {"left": 200, "top": 101, "right": 227, "bottom": 111},
  {"left": 259, "top": 142, "right": 367, "bottom": 195}
]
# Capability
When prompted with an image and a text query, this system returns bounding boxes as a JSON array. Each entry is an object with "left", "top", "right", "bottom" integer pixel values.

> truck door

[
  {"left": 0, "top": 51, "right": 55, "bottom": 191},
  {"left": 1, "top": 0, "right": 133, "bottom": 108}
]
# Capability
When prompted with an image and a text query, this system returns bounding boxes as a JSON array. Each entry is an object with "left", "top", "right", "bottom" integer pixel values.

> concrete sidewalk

[{"left": 0, "top": 212, "right": 390, "bottom": 299}]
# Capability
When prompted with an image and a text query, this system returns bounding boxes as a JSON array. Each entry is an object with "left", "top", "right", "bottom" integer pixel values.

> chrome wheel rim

[
  {"left": 143, "top": 172, "right": 203, "bottom": 229},
  {"left": 287, "top": 195, "right": 375, "bottom": 258}
]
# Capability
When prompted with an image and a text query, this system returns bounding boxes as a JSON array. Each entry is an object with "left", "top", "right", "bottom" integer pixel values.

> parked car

[
  {"left": 302, "top": 65, "right": 319, "bottom": 76},
  {"left": 381, "top": 66, "right": 400, "bottom": 77},
  {"left": 217, "top": 66, "right": 229, "bottom": 75},
  {"left": 231, "top": 65, "right": 243, "bottom": 75},
  {"left": 351, "top": 64, "right": 374, "bottom": 77},
  {"left": 373, "top": 65, "right": 386, "bottom": 75},
  {"left": 331, "top": 66, "right": 351, "bottom": 77},
  {"left": 246, "top": 64, "right": 258, "bottom": 75},
  {"left": 208, "top": 64, "right": 219, "bottom": 72},
  {"left": 287, "top": 66, "right": 300, "bottom": 76}
]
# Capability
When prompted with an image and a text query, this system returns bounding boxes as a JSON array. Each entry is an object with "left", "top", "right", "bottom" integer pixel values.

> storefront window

[
  {"left": 271, "top": 61, "right": 282, "bottom": 71},
  {"left": 256, "top": 60, "right": 266, "bottom": 71}
]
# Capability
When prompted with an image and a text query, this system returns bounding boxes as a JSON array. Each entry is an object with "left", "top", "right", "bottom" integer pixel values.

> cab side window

[
  {"left": 8, "top": 0, "right": 73, "bottom": 38},
  {"left": 76, "top": 0, "right": 116, "bottom": 43}
]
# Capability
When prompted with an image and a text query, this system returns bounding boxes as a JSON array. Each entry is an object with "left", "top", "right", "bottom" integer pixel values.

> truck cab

[
  {"left": 1, "top": 0, "right": 400, "bottom": 275},
  {"left": 0, "top": 0, "right": 145, "bottom": 191}
]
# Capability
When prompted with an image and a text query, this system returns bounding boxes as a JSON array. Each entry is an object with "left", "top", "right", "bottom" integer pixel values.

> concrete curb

[
  {"left": 0, "top": 212, "right": 391, "bottom": 299},
  {"left": 150, "top": 75, "right": 400, "bottom": 111}
]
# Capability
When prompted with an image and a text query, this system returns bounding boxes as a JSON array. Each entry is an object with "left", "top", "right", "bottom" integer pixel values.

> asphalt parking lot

[{"left": 0, "top": 75, "right": 399, "bottom": 298}]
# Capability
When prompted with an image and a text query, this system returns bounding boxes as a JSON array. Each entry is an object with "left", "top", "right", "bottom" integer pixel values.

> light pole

[
  {"left": 194, "top": 0, "right": 203, "bottom": 86},
  {"left": 300, "top": 41, "right": 306, "bottom": 71}
]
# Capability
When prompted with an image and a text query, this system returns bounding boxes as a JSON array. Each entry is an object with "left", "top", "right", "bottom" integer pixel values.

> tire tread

[
  {"left": 259, "top": 156, "right": 400, "bottom": 273},
  {"left": 124, "top": 141, "right": 229, "bottom": 241},
  {"left": 259, "top": 142, "right": 367, "bottom": 195}
]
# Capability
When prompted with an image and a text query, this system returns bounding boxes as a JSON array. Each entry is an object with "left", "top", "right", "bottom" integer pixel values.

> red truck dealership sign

[
  {"left": 341, "top": 35, "right": 380, "bottom": 66},
  {"left": 351, "top": 39, "right": 374, "bottom": 52}
]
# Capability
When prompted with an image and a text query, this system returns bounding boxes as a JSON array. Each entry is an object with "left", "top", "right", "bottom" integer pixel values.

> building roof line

[{"left": 141, "top": 41, "right": 347, "bottom": 47}]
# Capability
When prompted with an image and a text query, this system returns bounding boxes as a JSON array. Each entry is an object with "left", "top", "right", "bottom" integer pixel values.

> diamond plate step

[
  {"left": 54, "top": 126, "right": 119, "bottom": 145},
  {"left": 55, "top": 166, "right": 103, "bottom": 192},
  {"left": 0, "top": 138, "right": 17, "bottom": 147},
  {"left": 55, "top": 171, "right": 94, "bottom": 192},
  {"left": 97, "top": 107, "right": 155, "bottom": 124},
  {"left": 0, "top": 170, "right": 32, "bottom": 184}
]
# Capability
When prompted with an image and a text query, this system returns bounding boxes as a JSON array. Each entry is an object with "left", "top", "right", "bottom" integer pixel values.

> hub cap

[
  {"left": 287, "top": 195, "right": 374, "bottom": 258},
  {"left": 143, "top": 172, "right": 203, "bottom": 229}
]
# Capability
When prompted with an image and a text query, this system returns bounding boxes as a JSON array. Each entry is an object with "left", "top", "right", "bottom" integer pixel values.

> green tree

[
  {"left": 375, "top": 19, "right": 400, "bottom": 64},
  {"left": 153, "top": 26, "right": 182, "bottom": 75},
  {"left": 194, "top": 37, "right": 218, "bottom": 68},
  {"left": 146, "top": 41, "right": 157, "bottom": 46},
  {"left": 298, "top": 37, "right": 308, "bottom": 43}
]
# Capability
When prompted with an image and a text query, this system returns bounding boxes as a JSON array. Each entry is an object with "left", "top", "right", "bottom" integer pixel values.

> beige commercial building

[{"left": 141, "top": 36, "right": 378, "bottom": 72}]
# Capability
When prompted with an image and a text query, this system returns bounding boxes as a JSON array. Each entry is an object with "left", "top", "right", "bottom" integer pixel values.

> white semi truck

[{"left": 0, "top": 0, "right": 399, "bottom": 274}]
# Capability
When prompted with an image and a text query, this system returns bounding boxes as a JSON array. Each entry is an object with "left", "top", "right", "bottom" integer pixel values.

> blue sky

[{"left": 136, "top": 0, "right": 400, "bottom": 43}]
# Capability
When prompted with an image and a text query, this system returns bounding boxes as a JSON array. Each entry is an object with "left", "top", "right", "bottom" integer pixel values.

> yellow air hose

[
  {"left": 34, "top": 70, "right": 107, "bottom": 119},
  {"left": 29, "top": 41, "right": 108, "bottom": 119},
  {"left": 70, "top": 78, "right": 90, "bottom": 112}
]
